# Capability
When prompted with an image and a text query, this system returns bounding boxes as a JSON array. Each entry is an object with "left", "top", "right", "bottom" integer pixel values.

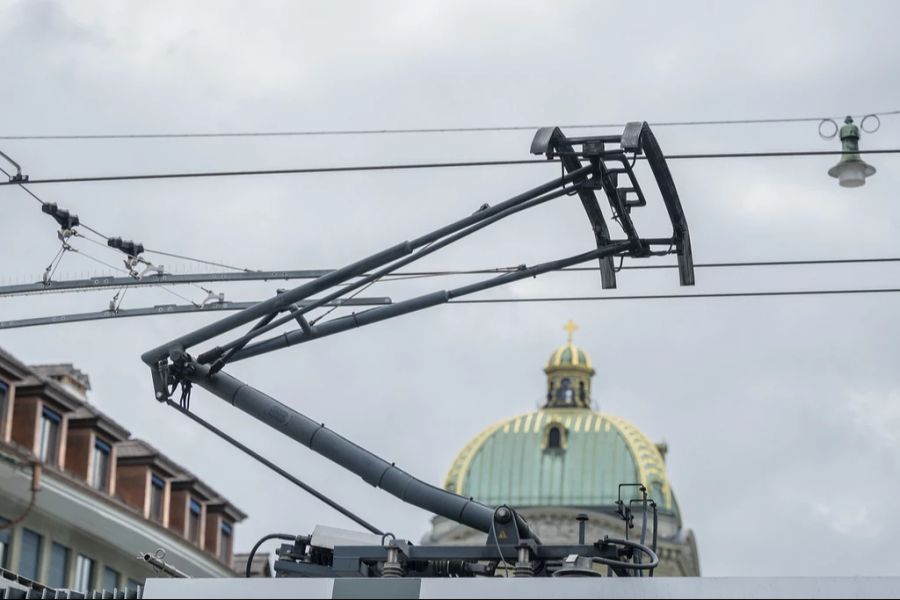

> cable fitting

[{"left": 41, "top": 202, "right": 80, "bottom": 230}]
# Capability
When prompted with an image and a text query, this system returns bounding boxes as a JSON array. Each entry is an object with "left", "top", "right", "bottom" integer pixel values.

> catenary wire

[
  {"left": 3, "top": 148, "right": 898, "bottom": 187},
  {"left": 66, "top": 241, "right": 202, "bottom": 306},
  {"left": 0, "top": 172, "right": 257, "bottom": 272},
  {"left": 449, "top": 287, "right": 900, "bottom": 304},
  {"left": 372, "top": 256, "right": 900, "bottom": 280},
  {"left": 4, "top": 256, "right": 899, "bottom": 299},
  {"left": 2, "top": 108, "right": 898, "bottom": 140}
]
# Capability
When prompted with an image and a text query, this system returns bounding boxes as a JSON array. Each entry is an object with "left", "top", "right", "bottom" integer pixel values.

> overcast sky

[{"left": 1, "top": 0, "right": 899, "bottom": 577}]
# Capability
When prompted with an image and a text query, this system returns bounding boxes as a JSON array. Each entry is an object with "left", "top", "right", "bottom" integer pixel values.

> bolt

[{"left": 576, "top": 513, "right": 589, "bottom": 544}]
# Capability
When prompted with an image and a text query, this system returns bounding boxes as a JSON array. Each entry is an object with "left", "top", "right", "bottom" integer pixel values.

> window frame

[
  {"left": 102, "top": 565, "right": 120, "bottom": 590},
  {"left": 91, "top": 438, "right": 112, "bottom": 491},
  {"left": 48, "top": 541, "right": 71, "bottom": 588},
  {"left": 74, "top": 554, "right": 95, "bottom": 592},
  {"left": 219, "top": 521, "right": 233, "bottom": 562},
  {"left": 188, "top": 498, "right": 202, "bottom": 544},
  {"left": 0, "top": 516, "right": 10, "bottom": 569},
  {"left": 0, "top": 381, "right": 8, "bottom": 437},
  {"left": 18, "top": 528, "right": 43, "bottom": 581},
  {"left": 149, "top": 473, "right": 165, "bottom": 523},
  {"left": 38, "top": 406, "right": 62, "bottom": 465}
]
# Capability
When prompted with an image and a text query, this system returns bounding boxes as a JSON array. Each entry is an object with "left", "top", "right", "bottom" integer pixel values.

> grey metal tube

[
  {"left": 205, "top": 184, "right": 577, "bottom": 364},
  {"left": 142, "top": 553, "right": 189, "bottom": 578},
  {"left": 141, "top": 242, "right": 412, "bottom": 365},
  {"left": 183, "top": 364, "right": 497, "bottom": 534},
  {"left": 142, "top": 165, "right": 591, "bottom": 366},
  {"left": 230, "top": 242, "right": 631, "bottom": 362},
  {"left": 0, "top": 270, "right": 332, "bottom": 298},
  {"left": 0, "top": 297, "right": 391, "bottom": 331}
]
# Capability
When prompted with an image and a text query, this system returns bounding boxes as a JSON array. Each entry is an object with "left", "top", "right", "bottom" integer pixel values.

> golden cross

[{"left": 564, "top": 319, "right": 578, "bottom": 343}]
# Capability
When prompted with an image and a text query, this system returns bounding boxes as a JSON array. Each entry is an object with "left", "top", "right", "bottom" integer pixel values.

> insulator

[
  {"left": 381, "top": 561, "right": 404, "bottom": 578},
  {"left": 514, "top": 561, "right": 535, "bottom": 577}
]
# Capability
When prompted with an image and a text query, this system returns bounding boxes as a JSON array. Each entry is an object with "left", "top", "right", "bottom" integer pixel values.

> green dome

[
  {"left": 545, "top": 342, "right": 594, "bottom": 372},
  {"left": 444, "top": 408, "right": 674, "bottom": 512}
]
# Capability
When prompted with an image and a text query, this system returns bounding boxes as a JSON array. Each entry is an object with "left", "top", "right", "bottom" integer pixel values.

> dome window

[
  {"left": 542, "top": 421, "right": 567, "bottom": 451},
  {"left": 548, "top": 427, "right": 562, "bottom": 448}
]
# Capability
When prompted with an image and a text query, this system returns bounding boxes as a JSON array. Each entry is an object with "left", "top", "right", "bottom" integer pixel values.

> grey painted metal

[
  {"left": 531, "top": 126, "right": 618, "bottom": 289},
  {"left": 141, "top": 577, "right": 900, "bottom": 599},
  {"left": 141, "top": 165, "right": 592, "bottom": 367},
  {"left": 0, "top": 270, "right": 333, "bottom": 298},
  {"left": 0, "top": 297, "right": 391, "bottom": 330},
  {"left": 142, "top": 124, "right": 694, "bottom": 542},
  {"left": 142, "top": 553, "right": 188, "bottom": 578},
  {"left": 229, "top": 243, "right": 632, "bottom": 362},
  {"left": 198, "top": 185, "right": 575, "bottom": 368},
  {"left": 180, "top": 362, "right": 499, "bottom": 535},
  {"left": 165, "top": 401, "right": 383, "bottom": 535},
  {"left": 333, "top": 579, "right": 421, "bottom": 599}
]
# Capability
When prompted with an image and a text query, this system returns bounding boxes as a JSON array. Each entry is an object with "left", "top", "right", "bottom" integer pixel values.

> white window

[
  {"left": 38, "top": 407, "right": 62, "bottom": 465},
  {"left": 149, "top": 474, "right": 165, "bottom": 522},
  {"left": 91, "top": 439, "right": 111, "bottom": 490},
  {"left": 74, "top": 554, "right": 95, "bottom": 591},
  {"left": 188, "top": 498, "right": 202, "bottom": 543}
]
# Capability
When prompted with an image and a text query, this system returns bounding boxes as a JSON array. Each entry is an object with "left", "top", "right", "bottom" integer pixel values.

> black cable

[
  {"left": 165, "top": 399, "right": 384, "bottom": 536},
  {"left": 4, "top": 148, "right": 898, "bottom": 187},
  {"left": 373, "top": 256, "right": 900, "bottom": 280},
  {"left": 244, "top": 533, "right": 296, "bottom": 578},
  {"left": 67, "top": 242, "right": 202, "bottom": 306},
  {"left": 142, "top": 247, "right": 254, "bottom": 273},
  {"left": 0, "top": 169, "right": 257, "bottom": 273},
  {"left": 0, "top": 158, "right": 550, "bottom": 186},
  {"left": 2, "top": 108, "right": 898, "bottom": 140},
  {"left": 591, "top": 538, "right": 660, "bottom": 571},
  {"left": 450, "top": 287, "right": 900, "bottom": 304}
]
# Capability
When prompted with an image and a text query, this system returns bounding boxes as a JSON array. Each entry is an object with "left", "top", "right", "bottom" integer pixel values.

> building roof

[
  {"left": 443, "top": 408, "right": 675, "bottom": 513},
  {"left": 544, "top": 320, "right": 595, "bottom": 374},
  {"left": 120, "top": 440, "right": 247, "bottom": 522},
  {"left": 30, "top": 363, "right": 91, "bottom": 392},
  {"left": 116, "top": 439, "right": 186, "bottom": 478},
  {"left": 67, "top": 405, "right": 131, "bottom": 442},
  {"left": 545, "top": 342, "right": 594, "bottom": 373},
  {"left": 206, "top": 498, "right": 248, "bottom": 522},
  {"left": 232, "top": 553, "right": 271, "bottom": 577}
]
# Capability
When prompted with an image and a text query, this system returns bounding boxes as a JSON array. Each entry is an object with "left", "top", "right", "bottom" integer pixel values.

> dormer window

[
  {"left": 39, "top": 407, "right": 62, "bottom": 465},
  {"left": 548, "top": 426, "right": 562, "bottom": 449},
  {"left": 542, "top": 421, "right": 567, "bottom": 451},
  {"left": 188, "top": 499, "right": 202, "bottom": 544},
  {"left": 91, "top": 439, "right": 111, "bottom": 491},
  {"left": 0, "top": 382, "right": 8, "bottom": 438},
  {"left": 149, "top": 474, "right": 165, "bottom": 523},
  {"left": 219, "top": 522, "right": 233, "bottom": 562}
]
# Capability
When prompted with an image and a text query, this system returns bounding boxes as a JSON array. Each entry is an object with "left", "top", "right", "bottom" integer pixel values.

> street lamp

[{"left": 827, "top": 116, "right": 876, "bottom": 188}]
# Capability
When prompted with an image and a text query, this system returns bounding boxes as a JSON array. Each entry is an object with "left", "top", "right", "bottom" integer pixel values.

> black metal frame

[{"left": 140, "top": 123, "right": 694, "bottom": 568}]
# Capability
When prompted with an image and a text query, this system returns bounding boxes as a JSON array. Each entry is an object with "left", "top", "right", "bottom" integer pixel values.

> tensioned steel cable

[
  {"left": 3, "top": 148, "right": 898, "bottom": 187},
  {"left": 164, "top": 399, "right": 383, "bottom": 536},
  {"left": 2, "top": 108, "right": 898, "bottom": 139},
  {"left": 449, "top": 287, "right": 900, "bottom": 304},
  {"left": 1, "top": 165, "right": 257, "bottom": 272},
  {"left": 3, "top": 256, "right": 898, "bottom": 299},
  {"left": 66, "top": 241, "right": 202, "bottom": 306},
  {"left": 372, "top": 256, "right": 900, "bottom": 280}
]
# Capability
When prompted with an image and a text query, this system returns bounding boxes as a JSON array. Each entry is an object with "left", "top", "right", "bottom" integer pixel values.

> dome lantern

[{"left": 544, "top": 320, "right": 595, "bottom": 409}]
